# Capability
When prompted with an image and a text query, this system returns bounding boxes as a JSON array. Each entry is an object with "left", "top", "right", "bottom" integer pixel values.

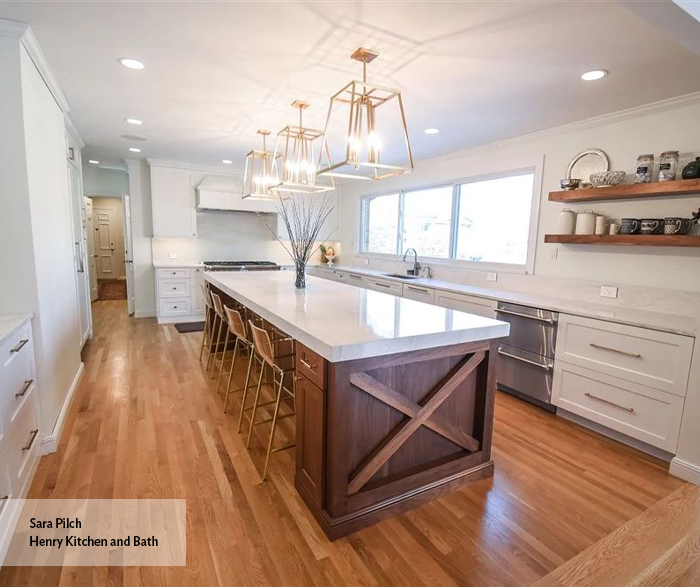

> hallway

[{"left": 0, "top": 301, "right": 690, "bottom": 586}]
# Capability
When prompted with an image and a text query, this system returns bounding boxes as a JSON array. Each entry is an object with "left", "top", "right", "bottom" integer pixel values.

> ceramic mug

[
  {"left": 664, "top": 217, "right": 692, "bottom": 235},
  {"left": 609, "top": 223, "right": 620, "bottom": 235},
  {"left": 640, "top": 218, "right": 664, "bottom": 235},
  {"left": 619, "top": 218, "right": 640, "bottom": 235}
]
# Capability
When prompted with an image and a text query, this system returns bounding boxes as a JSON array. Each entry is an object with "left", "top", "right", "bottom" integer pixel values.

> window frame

[{"left": 358, "top": 161, "right": 542, "bottom": 275}]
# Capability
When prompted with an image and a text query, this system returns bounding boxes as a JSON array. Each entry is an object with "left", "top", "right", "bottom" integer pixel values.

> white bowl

[{"left": 590, "top": 170, "right": 625, "bottom": 187}]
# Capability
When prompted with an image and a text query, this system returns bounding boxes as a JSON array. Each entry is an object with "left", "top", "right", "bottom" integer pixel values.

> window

[{"left": 360, "top": 169, "right": 537, "bottom": 272}]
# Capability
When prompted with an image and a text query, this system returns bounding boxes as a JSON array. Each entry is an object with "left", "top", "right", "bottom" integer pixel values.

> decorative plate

[{"left": 565, "top": 149, "right": 610, "bottom": 184}]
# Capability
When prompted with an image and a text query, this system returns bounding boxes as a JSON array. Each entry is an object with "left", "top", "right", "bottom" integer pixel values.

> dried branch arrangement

[{"left": 257, "top": 193, "right": 335, "bottom": 288}]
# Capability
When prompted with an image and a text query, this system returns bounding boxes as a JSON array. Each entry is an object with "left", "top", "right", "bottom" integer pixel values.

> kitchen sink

[{"left": 383, "top": 273, "right": 418, "bottom": 280}]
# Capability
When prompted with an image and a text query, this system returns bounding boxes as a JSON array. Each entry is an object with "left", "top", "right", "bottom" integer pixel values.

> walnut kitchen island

[{"left": 205, "top": 271, "right": 509, "bottom": 539}]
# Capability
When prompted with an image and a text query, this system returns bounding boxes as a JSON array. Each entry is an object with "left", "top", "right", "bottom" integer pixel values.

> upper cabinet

[{"left": 150, "top": 164, "right": 197, "bottom": 238}]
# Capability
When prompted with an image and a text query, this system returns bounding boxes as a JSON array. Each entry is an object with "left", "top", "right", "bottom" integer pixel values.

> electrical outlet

[
  {"left": 600, "top": 285, "right": 618, "bottom": 299},
  {"left": 168, "top": 253, "right": 179, "bottom": 259},
  {"left": 550, "top": 247, "right": 558, "bottom": 260},
  {"left": 361, "top": 258, "right": 369, "bottom": 266},
  {"left": 486, "top": 272, "right": 498, "bottom": 282}
]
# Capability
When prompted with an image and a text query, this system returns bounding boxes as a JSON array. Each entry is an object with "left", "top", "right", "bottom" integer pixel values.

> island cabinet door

[{"left": 295, "top": 374, "right": 326, "bottom": 507}]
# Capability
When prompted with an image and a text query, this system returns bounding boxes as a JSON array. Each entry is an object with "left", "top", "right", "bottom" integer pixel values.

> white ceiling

[{"left": 2, "top": 1, "right": 700, "bottom": 172}]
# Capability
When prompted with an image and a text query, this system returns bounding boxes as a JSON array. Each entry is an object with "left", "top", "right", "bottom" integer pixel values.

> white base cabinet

[
  {"left": 155, "top": 267, "right": 205, "bottom": 324},
  {"left": 434, "top": 290, "right": 497, "bottom": 318}
]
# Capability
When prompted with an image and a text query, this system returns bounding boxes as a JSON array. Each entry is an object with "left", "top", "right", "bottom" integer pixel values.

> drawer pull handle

[
  {"left": 10, "top": 339, "right": 29, "bottom": 354},
  {"left": 0, "top": 495, "right": 8, "bottom": 514},
  {"left": 349, "top": 275, "right": 362, "bottom": 280},
  {"left": 496, "top": 308, "right": 555, "bottom": 324},
  {"left": 589, "top": 343, "right": 641, "bottom": 358},
  {"left": 300, "top": 358, "right": 316, "bottom": 370},
  {"left": 584, "top": 392, "right": 635, "bottom": 413},
  {"left": 15, "top": 379, "right": 33, "bottom": 398},
  {"left": 373, "top": 282, "right": 391, "bottom": 288},
  {"left": 497, "top": 349, "right": 552, "bottom": 371},
  {"left": 407, "top": 286, "right": 429, "bottom": 293},
  {"left": 22, "top": 429, "right": 39, "bottom": 451}
]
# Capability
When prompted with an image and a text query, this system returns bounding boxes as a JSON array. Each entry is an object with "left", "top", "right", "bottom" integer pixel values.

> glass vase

[{"left": 294, "top": 260, "right": 306, "bottom": 289}]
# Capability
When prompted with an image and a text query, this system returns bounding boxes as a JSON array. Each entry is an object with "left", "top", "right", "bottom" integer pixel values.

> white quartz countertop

[
  {"left": 318, "top": 265, "right": 697, "bottom": 337},
  {"left": 153, "top": 261, "right": 204, "bottom": 268},
  {"left": 205, "top": 272, "right": 510, "bottom": 362},
  {"left": 0, "top": 313, "right": 32, "bottom": 344}
]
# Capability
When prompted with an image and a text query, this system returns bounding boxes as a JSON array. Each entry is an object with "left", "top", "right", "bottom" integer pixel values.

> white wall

[
  {"left": 338, "top": 94, "right": 700, "bottom": 306},
  {"left": 20, "top": 46, "right": 82, "bottom": 435},
  {"left": 126, "top": 159, "right": 156, "bottom": 317},
  {"left": 82, "top": 164, "right": 129, "bottom": 197}
]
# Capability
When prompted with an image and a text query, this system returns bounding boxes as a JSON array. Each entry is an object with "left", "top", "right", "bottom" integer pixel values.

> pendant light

[
  {"left": 271, "top": 101, "right": 334, "bottom": 194},
  {"left": 317, "top": 47, "right": 414, "bottom": 181},
  {"left": 241, "top": 130, "right": 285, "bottom": 201}
]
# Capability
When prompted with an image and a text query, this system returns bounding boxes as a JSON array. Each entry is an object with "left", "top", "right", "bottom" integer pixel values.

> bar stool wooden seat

[
  {"left": 199, "top": 282, "right": 214, "bottom": 364},
  {"left": 219, "top": 304, "right": 257, "bottom": 408},
  {"left": 241, "top": 320, "right": 296, "bottom": 481}
]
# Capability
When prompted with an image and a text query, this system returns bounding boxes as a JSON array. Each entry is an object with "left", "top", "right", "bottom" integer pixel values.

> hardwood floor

[{"left": 0, "top": 300, "right": 693, "bottom": 586}]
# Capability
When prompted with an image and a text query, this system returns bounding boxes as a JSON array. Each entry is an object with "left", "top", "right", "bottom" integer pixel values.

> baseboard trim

[
  {"left": 134, "top": 310, "right": 156, "bottom": 318},
  {"left": 40, "top": 362, "right": 84, "bottom": 454},
  {"left": 670, "top": 458, "right": 700, "bottom": 485}
]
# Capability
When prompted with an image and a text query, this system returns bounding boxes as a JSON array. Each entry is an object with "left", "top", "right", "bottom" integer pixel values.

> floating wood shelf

[
  {"left": 544, "top": 234, "right": 700, "bottom": 247},
  {"left": 548, "top": 179, "right": 700, "bottom": 203}
]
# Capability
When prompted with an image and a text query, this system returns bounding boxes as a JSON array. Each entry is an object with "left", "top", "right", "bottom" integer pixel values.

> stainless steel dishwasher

[{"left": 494, "top": 301, "right": 558, "bottom": 412}]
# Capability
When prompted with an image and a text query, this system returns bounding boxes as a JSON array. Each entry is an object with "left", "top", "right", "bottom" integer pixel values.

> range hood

[{"left": 196, "top": 174, "right": 279, "bottom": 213}]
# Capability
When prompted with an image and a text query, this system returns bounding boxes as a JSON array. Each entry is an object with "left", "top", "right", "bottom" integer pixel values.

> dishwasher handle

[
  {"left": 497, "top": 348, "right": 553, "bottom": 372},
  {"left": 496, "top": 308, "right": 556, "bottom": 325}
]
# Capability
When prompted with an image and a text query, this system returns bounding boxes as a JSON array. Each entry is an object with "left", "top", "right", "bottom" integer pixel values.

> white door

[
  {"left": 67, "top": 162, "right": 92, "bottom": 346},
  {"left": 84, "top": 197, "right": 98, "bottom": 301},
  {"left": 95, "top": 209, "right": 116, "bottom": 278},
  {"left": 123, "top": 194, "right": 136, "bottom": 315}
]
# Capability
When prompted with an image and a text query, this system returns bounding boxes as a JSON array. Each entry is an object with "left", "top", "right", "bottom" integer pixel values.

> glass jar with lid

[
  {"left": 635, "top": 154, "right": 654, "bottom": 183},
  {"left": 658, "top": 151, "right": 679, "bottom": 182}
]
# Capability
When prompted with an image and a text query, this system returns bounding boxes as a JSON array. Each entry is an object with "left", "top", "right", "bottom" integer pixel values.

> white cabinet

[
  {"left": 150, "top": 166, "right": 197, "bottom": 238},
  {"left": 402, "top": 283, "right": 435, "bottom": 303},
  {"left": 345, "top": 272, "right": 366, "bottom": 287},
  {"left": 154, "top": 266, "right": 205, "bottom": 324},
  {"left": 434, "top": 291, "right": 497, "bottom": 318},
  {"left": 363, "top": 277, "right": 403, "bottom": 296}
]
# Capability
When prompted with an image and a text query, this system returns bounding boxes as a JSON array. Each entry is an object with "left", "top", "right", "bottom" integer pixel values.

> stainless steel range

[
  {"left": 203, "top": 261, "right": 281, "bottom": 272},
  {"left": 494, "top": 301, "right": 559, "bottom": 412}
]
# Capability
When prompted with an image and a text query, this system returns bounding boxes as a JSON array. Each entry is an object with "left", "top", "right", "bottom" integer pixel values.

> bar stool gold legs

[{"left": 199, "top": 282, "right": 214, "bottom": 364}]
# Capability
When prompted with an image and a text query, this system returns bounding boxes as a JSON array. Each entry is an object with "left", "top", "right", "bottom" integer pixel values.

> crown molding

[
  {"left": 146, "top": 158, "right": 244, "bottom": 177},
  {"left": 431, "top": 91, "right": 700, "bottom": 166},
  {"left": 0, "top": 18, "right": 71, "bottom": 115},
  {"left": 65, "top": 114, "right": 85, "bottom": 148}
]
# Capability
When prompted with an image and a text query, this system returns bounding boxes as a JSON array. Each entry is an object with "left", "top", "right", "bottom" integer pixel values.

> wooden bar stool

[
  {"left": 198, "top": 281, "right": 214, "bottom": 364},
  {"left": 217, "top": 302, "right": 250, "bottom": 398},
  {"left": 208, "top": 292, "right": 227, "bottom": 377},
  {"left": 243, "top": 321, "right": 296, "bottom": 481}
]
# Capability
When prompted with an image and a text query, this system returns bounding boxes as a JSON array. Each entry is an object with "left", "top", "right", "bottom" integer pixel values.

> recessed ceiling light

[
  {"left": 125, "top": 118, "right": 143, "bottom": 125},
  {"left": 222, "top": 159, "right": 233, "bottom": 165},
  {"left": 128, "top": 147, "right": 141, "bottom": 153},
  {"left": 118, "top": 58, "right": 145, "bottom": 70},
  {"left": 88, "top": 160, "right": 100, "bottom": 165},
  {"left": 121, "top": 134, "right": 147, "bottom": 141},
  {"left": 581, "top": 69, "right": 608, "bottom": 81},
  {"left": 424, "top": 128, "right": 440, "bottom": 135}
]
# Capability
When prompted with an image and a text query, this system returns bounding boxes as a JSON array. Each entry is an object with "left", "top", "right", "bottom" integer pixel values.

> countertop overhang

[{"left": 204, "top": 272, "right": 510, "bottom": 362}]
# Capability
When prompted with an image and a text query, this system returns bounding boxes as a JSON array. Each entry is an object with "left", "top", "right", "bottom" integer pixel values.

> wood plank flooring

[{"left": 0, "top": 300, "right": 693, "bottom": 586}]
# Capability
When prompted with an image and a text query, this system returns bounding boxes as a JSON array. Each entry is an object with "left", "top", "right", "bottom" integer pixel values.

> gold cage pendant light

[
  {"left": 271, "top": 101, "right": 334, "bottom": 195},
  {"left": 241, "top": 129, "right": 285, "bottom": 201},
  {"left": 317, "top": 47, "right": 414, "bottom": 181}
]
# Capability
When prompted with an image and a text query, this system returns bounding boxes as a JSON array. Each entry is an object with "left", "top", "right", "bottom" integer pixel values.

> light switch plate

[
  {"left": 550, "top": 246, "right": 558, "bottom": 260},
  {"left": 486, "top": 272, "right": 498, "bottom": 282},
  {"left": 600, "top": 285, "right": 618, "bottom": 299},
  {"left": 168, "top": 253, "right": 179, "bottom": 259},
  {"left": 361, "top": 258, "right": 369, "bottom": 266}
]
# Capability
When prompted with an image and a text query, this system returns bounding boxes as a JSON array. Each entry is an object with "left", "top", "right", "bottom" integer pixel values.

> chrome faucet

[{"left": 402, "top": 248, "right": 421, "bottom": 275}]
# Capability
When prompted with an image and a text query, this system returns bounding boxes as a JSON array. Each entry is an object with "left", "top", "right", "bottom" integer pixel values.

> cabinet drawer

[
  {"left": 363, "top": 278, "right": 402, "bottom": 296},
  {"left": 158, "top": 279, "right": 190, "bottom": 298},
  {"left": 7, "top": 389, "right": 40, "bottom": 495},
  {"left": 0, "top": 322, "right": 32, "bottom": 369},
  {"left": 295, "top": 343, "right": 326, "bottom": 390},
  {"left": 0, "top": 342, "right": 34, "bottom": 409},
  {"left": 159, "top": 298, "right": 191, "bottom": 317},
  {"left": 402, "top": 283, "right": 435, "bottom": 303},
  {"left": 0, "top": 460, "right": 12, "bottom": 526},
  {"left": 435, "top": 292, "right": 497, "bottom": 319},
  {"left": 556, "top": 314, "right": 693, "bottom": 397},
  {"left": 552, "top": 362, "right": 684, "bottom": 452},
  {"left": 346, "top": 273, "right": 366, "bottom": 286},
  {"left": 157, "top": 268, "right": 190, "bottom": 279}
]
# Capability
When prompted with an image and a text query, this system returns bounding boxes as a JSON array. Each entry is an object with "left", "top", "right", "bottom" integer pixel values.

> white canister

[
  {"left": 557, "top": 208, "right": 576, "bottom": 235},
  {"left": 575, "top": 210, "right": 596, "bottom": 235},
  {"left": 595, "top": 215, "right": 607, "bottom": 235}
]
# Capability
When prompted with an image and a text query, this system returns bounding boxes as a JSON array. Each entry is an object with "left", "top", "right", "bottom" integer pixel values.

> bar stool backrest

[
  {"left": 224, "top": 306, "right": 248, "bottom": 341},
  {"left": 201, "top": 282, "right": 213, "bottom": 309},
  {"left": 249, "top": 321, "right": 274, "bottom": 366},
  {"left": 210, "top": 292, "right": 226, "bottom": 321}
]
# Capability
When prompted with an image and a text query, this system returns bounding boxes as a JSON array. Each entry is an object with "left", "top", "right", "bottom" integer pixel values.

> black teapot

[{"left": 682, "top": 157, "right": 700, "bottom": 179}]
